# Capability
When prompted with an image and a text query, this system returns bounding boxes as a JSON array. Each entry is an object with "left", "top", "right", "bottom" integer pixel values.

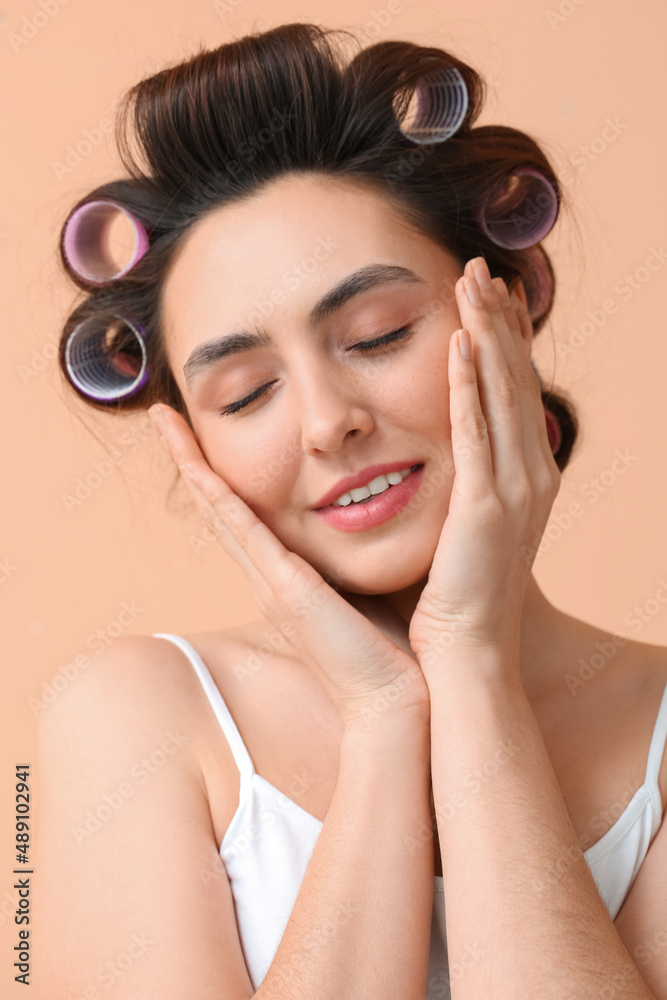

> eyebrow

[{"left": 182, "top": 263, "right": 425, "bottom": 391}]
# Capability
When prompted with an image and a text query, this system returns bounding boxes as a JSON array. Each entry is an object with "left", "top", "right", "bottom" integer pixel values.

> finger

[
  {"left": 447, "top": 324, "right": 496, "bottom": 501},
  {"left": 149, "top": 404, "right": 301, "bottom": 593},
  {"left": 457, "top": 262, "right": 557, "bottom": 497},
  {"left": 455, "top": 271, "right": 526, "bottom": 491},
  {"left": 509, "top": 281, "right": 560, "bottom": 478},
  {"left": 492, "top": 277, "right": 555, "bottom": 478}
]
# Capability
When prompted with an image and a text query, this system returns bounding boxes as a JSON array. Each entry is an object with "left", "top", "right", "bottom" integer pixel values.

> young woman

[{"left": 36, "top": 22, "right": 667, "bottom": 1000}]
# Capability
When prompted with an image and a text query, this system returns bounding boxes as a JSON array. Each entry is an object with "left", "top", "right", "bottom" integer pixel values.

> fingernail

[
  {"left": 458, "top": 328, "right": 472, "bottom": 360},
  {"left": 472, "top": 257, "right": 492, "bottom": 288}
]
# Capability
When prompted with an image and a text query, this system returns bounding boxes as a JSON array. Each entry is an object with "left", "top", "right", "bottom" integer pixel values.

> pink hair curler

[
  {"left": 395, "top": 66, "right": 469, "bottom": 145},
  {"left": 65, "top": 315, "right": 148, "bottom": 402},
  {"left": 62, "top": 199, "right": 149, "bottom": 285},
  {"left": 544, "top": 406, "right": 562, "bottom": 455},
  {"left": 477, "top": 167, "right": 558, "bottom": 250}
]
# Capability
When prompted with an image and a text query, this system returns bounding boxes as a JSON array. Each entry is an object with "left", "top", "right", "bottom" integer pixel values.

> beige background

[{"left": 1, "top": 0, "right": 666, "bottom": 993}]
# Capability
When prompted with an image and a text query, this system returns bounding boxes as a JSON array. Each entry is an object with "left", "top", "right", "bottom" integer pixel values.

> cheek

[
  {"left": 190, "top": 420, "right": 275, "bottom": 511},
  {"left": 386, "top": 348, "right": 451, "bottom": 439},
  {"left": 206, "top": 436, "right": 298, "bottom": 529}
]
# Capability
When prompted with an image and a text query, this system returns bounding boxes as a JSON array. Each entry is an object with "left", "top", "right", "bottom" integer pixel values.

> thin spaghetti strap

[
  {"left": 152, "top": 633, "right": 255, "bottom": 800},
  {"left": 644, "top": 681, "right": 667, "bottom": 795}
]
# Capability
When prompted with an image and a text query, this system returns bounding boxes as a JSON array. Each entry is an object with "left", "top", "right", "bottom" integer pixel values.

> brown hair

[{"left": 57, "top": 21, "right": 579, "bottom": 471}]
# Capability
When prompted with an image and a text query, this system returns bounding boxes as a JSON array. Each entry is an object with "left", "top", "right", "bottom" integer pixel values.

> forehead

[
  {"left": 164, "top": 173, "right": 415, "bottom": 293},
  {"left": 161, "top": 173, "right": 453, "bottom": 373}
]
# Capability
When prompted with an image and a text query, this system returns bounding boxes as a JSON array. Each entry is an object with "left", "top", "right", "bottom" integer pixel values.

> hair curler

[
  {"left": 62, "top": 199, "right": 150, "bottom": 286},
  {"left": 523, "top": 245, "right": 553, "bottom": 321},
  {"left": 477, "top": 167, "right": 558, "bottom": 250},
  {"left": 64, "top": 315, "right": 148, "bottom": 402},
  {"left": 395, "top": 66, "right": 469, "bottom": 145}
]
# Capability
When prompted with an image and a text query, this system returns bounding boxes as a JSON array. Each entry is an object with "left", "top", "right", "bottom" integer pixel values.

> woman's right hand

[{"left": 148, "top": 405, "right": 431, "bottom": 730}]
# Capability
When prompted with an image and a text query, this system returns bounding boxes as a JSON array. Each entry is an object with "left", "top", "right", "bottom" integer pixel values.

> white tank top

[{"left": 153, "top": 632, "right": 667, "bottom": 998}]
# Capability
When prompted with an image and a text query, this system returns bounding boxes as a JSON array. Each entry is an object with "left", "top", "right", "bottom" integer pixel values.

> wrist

[
  {"left": 418, "top": 644, "right": 522, "bottom": 694},
  {"left": 342, "top": 698, "right": 431, "bottom": 742}
]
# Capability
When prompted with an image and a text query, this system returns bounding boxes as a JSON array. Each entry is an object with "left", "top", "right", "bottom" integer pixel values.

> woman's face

[{"left": 162, "top": 172, "right": 468, "bottom": 595}]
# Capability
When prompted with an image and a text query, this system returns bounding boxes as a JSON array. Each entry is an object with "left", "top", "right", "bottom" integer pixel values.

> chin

[{"left": 306, "top": 541, "right": 437, "bottom": 597}]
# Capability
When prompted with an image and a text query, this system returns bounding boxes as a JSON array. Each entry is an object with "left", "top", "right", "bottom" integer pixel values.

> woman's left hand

[{"left": 408, "top": 256, "right": 561, "bottom": 679}]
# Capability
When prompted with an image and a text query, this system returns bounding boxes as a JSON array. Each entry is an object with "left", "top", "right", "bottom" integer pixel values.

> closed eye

[{"left": 218, "top": 326, "right": 414, "bottom": 417}]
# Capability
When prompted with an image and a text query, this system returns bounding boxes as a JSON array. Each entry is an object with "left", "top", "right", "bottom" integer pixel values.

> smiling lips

[
  {"left": 330, "top": 466, "right": 415, "bottom": 507},
  {"left": 312, "top": 460, "right": 424, "bottom": 509},
  {"left": 312, "top": 464, "right": 426, "bottom": 532}
]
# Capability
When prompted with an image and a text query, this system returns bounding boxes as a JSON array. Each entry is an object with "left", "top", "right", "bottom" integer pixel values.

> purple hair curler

[
  {"left": 477, "top": 167, "right": 558, "bottom": 250},
  {"left": 395, "top": 66, "right": 469, "bottom": 145},
  {"left": 65, "top": 315, "right": 149, "bottom": 402},
  {"left": 523, "top": 245, "right": 553, "bottom": 321},
  {"left": 62, "top": 199, "right": 150, "bottom": 285}
]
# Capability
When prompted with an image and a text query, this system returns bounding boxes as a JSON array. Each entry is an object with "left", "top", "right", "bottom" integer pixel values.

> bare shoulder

[
  {"left": 34, "top": 631, "right": 257, "bottom": 998},
  {"left": 36, "top": 632, "right": 218, "bottom": 771}
]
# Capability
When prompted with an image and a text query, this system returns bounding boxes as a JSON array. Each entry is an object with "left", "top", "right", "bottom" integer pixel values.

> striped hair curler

[
  {"left": 394, "top": 66, "right": 469, "bottom": 145},
  {"left": 62, "top": 199, "right": 150, "bottom": 286},
  {"left": 477, "top": 167, "right": 558, "bottom": 251},
  {"left": 65, "top": 315, "right": 148, "bottom": 402}
]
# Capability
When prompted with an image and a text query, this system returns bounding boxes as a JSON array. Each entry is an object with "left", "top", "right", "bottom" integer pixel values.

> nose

[{"left": 292, "top": 360, "right": 376, "bottom": 456}]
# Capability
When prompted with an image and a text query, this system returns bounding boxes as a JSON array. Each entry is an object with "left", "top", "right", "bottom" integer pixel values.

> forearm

[
  {"left": 425, "top": 656, "right": 656, "bottom": 999},
  {"left": 256, "top": 707, "right": 433, "bottom": 1000}
]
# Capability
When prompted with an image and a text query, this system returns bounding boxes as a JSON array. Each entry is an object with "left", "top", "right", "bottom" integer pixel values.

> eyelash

[{"left": 217, "top": 326, "right": 414, "bottom": 417}]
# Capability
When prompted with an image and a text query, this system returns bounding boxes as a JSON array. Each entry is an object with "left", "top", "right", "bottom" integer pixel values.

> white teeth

[{"left": 332, "top": 467, "right": 413, "bottom": 507}]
